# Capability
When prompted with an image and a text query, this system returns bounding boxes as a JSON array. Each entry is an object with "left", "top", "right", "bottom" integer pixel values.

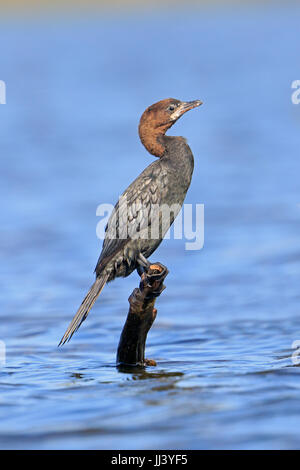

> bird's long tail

[{"left": 58, "top": 273, "right": 109, "bottom": 346}]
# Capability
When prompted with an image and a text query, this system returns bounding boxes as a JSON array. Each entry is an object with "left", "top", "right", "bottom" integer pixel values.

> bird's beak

[{"left": 170, "top": 100, "right": 203, "bottom": 121}]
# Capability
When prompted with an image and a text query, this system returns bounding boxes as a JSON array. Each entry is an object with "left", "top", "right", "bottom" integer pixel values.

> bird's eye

[{"left": 168, "top": 105, "right": 175, "bottom": 112}]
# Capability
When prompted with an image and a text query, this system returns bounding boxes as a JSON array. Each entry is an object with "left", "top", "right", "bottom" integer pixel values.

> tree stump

[{"left": 116, "top": 262, "right": 168, "bottom": 367}]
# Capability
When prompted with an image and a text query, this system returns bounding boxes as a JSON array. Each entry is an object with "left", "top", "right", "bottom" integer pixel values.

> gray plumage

[{"left": 95, "top": 136, "right": 194, "bottom": 281}]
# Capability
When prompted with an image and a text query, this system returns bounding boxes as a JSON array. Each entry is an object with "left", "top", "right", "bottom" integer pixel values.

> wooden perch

[{"left": 116, "top": 262, "right": 168, "bottom": 368}]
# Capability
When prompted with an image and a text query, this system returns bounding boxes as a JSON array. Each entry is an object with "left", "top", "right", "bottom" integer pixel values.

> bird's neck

[
  {"left": 161, "top": 135, "right": 194, "bottom": 190},
  {"left": 139, "top": 122, "right": 173, "bottom": 158},
  {"left": 161, "top": 135, "right": 193, "bottom": 163}
]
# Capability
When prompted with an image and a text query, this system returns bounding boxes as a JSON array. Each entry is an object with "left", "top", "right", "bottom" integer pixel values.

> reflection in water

[
  {"left": 119, "top": 366, "right": 184, "bottom": 381},
  {"left": 0, "top": 3, "right": 300, "bottom": 450}
]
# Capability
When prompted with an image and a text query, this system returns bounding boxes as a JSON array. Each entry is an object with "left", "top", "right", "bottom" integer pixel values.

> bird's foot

[
  {"left": 137, "top": 264, "right": 145, "bottom": 277},
  {"left": 137, "top": 253, "right": 151, "bottom": 277},
  {"left": 137, "top": 253, "right": 151, "bottom": 269}
]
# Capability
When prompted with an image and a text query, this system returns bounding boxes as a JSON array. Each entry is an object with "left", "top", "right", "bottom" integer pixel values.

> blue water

[{"left": 0, "top": 2, "right": 300, "bottom": 449}]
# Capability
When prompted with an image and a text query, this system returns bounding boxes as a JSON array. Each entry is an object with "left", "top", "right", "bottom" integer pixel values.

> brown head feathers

[{"left": 138, "top": 98, "right": 202, "bottom": 158}]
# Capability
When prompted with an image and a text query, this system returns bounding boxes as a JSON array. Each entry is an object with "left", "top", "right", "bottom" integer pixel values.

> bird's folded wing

[{"left": 95, "top": 162, "right": 168, "bottom": 272}]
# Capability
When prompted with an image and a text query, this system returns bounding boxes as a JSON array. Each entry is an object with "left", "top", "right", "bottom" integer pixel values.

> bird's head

[{"left": 139, "top": 98, "right": 203, "bottom": 157}]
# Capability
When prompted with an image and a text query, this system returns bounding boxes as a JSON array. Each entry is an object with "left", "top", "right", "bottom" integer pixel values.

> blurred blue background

[{"left": 0, "top": 0, "right": 300, "bottom": 450}]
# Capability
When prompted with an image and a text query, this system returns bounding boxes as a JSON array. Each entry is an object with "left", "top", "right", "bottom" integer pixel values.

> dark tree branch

[{"left": 116, "top": 262, "right": 168, "bottom": 368}]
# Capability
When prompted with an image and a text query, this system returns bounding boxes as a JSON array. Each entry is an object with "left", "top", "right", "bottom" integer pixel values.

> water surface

[{"left": 0, "top": 3, "right": 300, "bottom": 449}]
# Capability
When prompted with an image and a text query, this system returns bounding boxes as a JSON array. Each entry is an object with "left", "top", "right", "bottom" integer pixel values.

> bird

[{"left": 59, "top": 98, "right": 202, "bottom": 345}]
